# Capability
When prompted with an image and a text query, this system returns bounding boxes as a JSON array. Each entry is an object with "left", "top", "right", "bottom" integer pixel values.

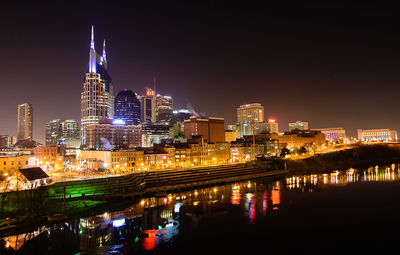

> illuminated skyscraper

[
  {"left": 237, "top": 103, "right": 264, "bottom": 123},
  {"left": 114, "top": 89, "right": 141, "bottom": 125},
  {"left": 140, "top": 88, "right": 156, "bottom": 123},
  {"left": 236, "top": 103, "right": 264, "bottom": 137},
  {"left": 17, "top": 103, "right": 33, "bottom": 141},
  {"left": 81, "top": 26, "right": 114, "bottom": 145},
  {"left": 156, "top": 94, "right": 173, "bottom": 125},
  {"left": 46, "top": 119, "right": 80, "bottom": 147}
]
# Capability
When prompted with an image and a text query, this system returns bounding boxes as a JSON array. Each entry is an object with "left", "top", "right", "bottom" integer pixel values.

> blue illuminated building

[{"left": 114, "top": 89, "right": 141, "bottom": 125}]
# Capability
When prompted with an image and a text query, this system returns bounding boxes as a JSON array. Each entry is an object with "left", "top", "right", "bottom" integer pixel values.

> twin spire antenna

[{"left": 89, "top": 25, "right": 107, "bottom": 73}]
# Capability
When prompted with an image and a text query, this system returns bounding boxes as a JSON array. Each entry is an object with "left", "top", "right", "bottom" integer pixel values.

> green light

[
  {"left": 79, "top": 229, "right": 83, "bottom": 234},
  {"left": 158, "top": 225, "right": 162, "bottom": 229},
  {"left": 134, "top": 237, "right": 139, "bottom": 243}
]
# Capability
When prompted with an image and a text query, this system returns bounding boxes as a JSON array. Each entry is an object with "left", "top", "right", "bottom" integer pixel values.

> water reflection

[
  {"left": 2, "top": 164, "right": 400, "bottom": 254},
  {"left": 285, "top": 164, "right": 400, "bottom": 192}
]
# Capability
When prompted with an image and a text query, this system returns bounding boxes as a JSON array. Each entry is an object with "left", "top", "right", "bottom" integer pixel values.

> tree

[
  {"left": 280, "top": 147, "right": 290, "bottom": 158},
  {"left": 299, "top": 146, "right": 307, "bottom": 155}
]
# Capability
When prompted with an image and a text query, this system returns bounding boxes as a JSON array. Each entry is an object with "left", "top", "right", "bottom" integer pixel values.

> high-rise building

[
  {"left": 288, "top": 121, "right": 309, "bottom": 131},
  {"left": 81, "top": 26, "right": 114, "bottom": 145},
  {"left": 268, "top": 119, "right": 279, "bottom": 134},
  {"left": 237, "top": 103, "right": 264, "bottom": 123},
  {"left": 0, "top": 135, "right": 17, "bottom": 148},
  {"left": 114, "top": 89, "right": 141, "bottom": 125},
  {"left": 46, "top": 119, "right": 61, "bottom": 146},
  {"left": 237, "top": 103, "right": 264, "bottom": 137},
  {"left": 156, "top": 94, "right": 173, "bottom": 125},
  {"left": 46, "top": 119, "right": 80, "bottom": 147},
  {"left": 140, "top": 88, "right": 156, "bottom": 123},
  {"left": 184, "top": 116, "right": 225, "bottom": 143},
  {"left": 17, "top": 103, "right": 33, "bottom": 141}
]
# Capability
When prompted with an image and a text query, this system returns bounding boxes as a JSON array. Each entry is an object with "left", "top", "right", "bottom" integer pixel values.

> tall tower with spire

[{"left": 81, "top": 26, "right": 114, "bottom": 146}]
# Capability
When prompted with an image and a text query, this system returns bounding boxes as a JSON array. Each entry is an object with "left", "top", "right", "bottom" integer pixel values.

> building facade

[
  {"left": 237, "top": 103, "right": 264, "bottom": 123},
  {"left": 357, "top": 129, "right": 397, "bottom": 142},
  {"left": 184, "top": 116, "right": 225, "bottom": 143},
  {"left": 156, "top": 94, "right": 173, "bottom": 125},
  {"left": 268, "top": 119, "right": 279, "bottom": 134},
  {"left": 237, "top": 103, "right": 265, "bottom": 137},
  {"left": 17, "top": 103, "right": 33, "bottom": 141},
  {"left": 225, "top": 129, "right": 240, "bottom": 142},
  {"left": 86, "top": 119, "right": 142, "bottom": 150},
  {"left": 46, "top": 119, "right": 79, "bottom": 147},
  {"left": 140, "top": 89, "right": 156, "bottom": 123},
  {"left": 81, "top": 27, "right": 114, "bottom": 145},
  {"left": 141, "top": 123, "right": 171, "bottom": 147},
  {"left": 0, "top": 135, "right": 17, "bottom": 149},
  {"left": 311, "top": 127, "right": 346, "bottom": 142},
  {"left": 288, "top": 121, "right": 309, "bottom": 131},
  {"left": 0, "top": 155, "right": 36, "bottom": 173},
  {"left": 271, "top": 130, "right": 325, "bottom": 149},
  {"left": 33, "top": 146, "right": 63, "bottom": 170},
  {"left": 114, "top": 89, "right": 141, "bottom": 125}
]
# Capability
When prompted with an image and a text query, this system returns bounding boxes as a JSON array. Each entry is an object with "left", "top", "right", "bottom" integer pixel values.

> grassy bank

[{"left": 286, "top": 144, "right": 400, "bottom": 173}]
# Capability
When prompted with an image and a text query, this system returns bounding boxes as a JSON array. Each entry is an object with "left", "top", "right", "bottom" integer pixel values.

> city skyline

[{"left": 2, "top": 2, "right": 400, "bottom": 142}]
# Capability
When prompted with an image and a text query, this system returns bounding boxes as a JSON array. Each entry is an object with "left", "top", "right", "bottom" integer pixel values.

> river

[{"left": 1, "top": 164, "right": 400, "bottom": 254}]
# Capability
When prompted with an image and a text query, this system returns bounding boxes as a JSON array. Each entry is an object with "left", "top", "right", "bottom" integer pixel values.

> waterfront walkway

[{"left": 45, "top": 163, "right": 287, "bottom": 201}]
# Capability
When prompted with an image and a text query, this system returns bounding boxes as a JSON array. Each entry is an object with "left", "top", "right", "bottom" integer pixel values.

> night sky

[{"left": 1, "top": 1, "right": 400, "bottom": 143}]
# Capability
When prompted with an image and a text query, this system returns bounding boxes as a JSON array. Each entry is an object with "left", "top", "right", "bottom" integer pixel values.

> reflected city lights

[{"left": 3, "top": 164, "right": 400, "bottom": 253}]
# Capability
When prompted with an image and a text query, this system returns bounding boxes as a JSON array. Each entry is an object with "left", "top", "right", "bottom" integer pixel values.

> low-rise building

[
  {"left": 0, "top": 155, "right": 37, "bottom": 173},
  {"left": 271, "top": 130, "right": 325, "bottom": 149},
  {"left": 357, "top": 129, "right": 397, "bottom": 142},
  {"left": 225, "top": 129, "right": 240, "bottom": 142},
  {"left": 77, "top": 149, "right": 145, "bottom": 173},
  {"left": 230, "top": 140, "right": 265, "bottom": 162},
  {"left": 86, "top": 119, "right": 142, "bottom": 150},
  {"left": 33, "top": 146, "right": 64, "bottom": 170},
  {"left": 311, "top": 127, "right": 346, "bottom": 142},
  {"left": 141, "top": 123, "right": 170, "bottom": 147}
]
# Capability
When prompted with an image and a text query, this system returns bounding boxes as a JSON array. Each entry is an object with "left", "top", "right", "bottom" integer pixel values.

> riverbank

[{"left": 286, "top": 143, "right": 400, "bottom": 173}]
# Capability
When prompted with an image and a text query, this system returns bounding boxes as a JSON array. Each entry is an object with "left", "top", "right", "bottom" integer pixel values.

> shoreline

[{"left": 285, "top": 144, "right": 400, "bottom": 174}]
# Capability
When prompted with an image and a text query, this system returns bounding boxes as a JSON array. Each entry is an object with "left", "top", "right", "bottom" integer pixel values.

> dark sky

[{"left": 1, "top": 1, "right": 400, "bottom": 143}]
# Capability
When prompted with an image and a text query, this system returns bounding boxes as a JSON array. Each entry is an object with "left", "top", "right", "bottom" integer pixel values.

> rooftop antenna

[{"left": 153, "top": 76, "right": 156, "bottom": 93}]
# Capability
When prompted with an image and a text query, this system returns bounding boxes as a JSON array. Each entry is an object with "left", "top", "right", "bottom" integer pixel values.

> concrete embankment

[{"left": 286, "top": 144, "right": 400, "bottom": 173}]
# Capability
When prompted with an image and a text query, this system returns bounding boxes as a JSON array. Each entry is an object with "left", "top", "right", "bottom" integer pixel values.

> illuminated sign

[
  {"left": 146, "top": 89, "right": 155, "bottom": 96},
  {"left": 112, "top": 218, "right": 125, "bottom": 227},
  {"left": 112, "top": 119, "right": 125, "bottom": 125}
]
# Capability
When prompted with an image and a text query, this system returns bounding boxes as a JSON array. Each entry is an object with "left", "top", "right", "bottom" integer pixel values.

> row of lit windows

[{"left": 2, "top": 160, "right": 28, "bottom": 165}]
